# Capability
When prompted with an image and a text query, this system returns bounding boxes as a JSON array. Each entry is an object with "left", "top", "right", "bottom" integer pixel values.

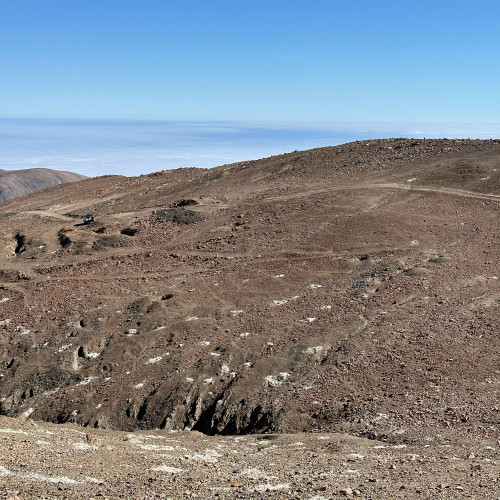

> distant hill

[{"left": 0, "top": 167, "right": 86, "bottom": 202}]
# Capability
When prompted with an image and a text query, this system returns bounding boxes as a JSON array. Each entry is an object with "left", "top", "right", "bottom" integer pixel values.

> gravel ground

[{"left": 1, "top": 416, "right": 499, "bottom": 499}]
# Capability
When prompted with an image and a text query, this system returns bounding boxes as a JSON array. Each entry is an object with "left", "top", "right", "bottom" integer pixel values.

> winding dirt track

[{"left": 265, "top": 183, "right": 500, "bottom": 203}]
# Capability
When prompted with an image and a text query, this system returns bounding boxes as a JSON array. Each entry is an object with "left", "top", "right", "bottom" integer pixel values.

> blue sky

[{"left": 1, "top": 0, "right": 499, "bottom": 123}]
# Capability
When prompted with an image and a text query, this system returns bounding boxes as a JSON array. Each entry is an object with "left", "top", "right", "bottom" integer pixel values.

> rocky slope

[
  {"left": 0, "top": 168, "right": 86, "bottom": 202},
  {"left": 0, "top": 139, "right": 499, "bottom": 447}
]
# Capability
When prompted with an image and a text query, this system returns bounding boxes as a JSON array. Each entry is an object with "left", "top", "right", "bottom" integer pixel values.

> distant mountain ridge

[{"left": 0, "top": 167, "right": 87, "bottom": 202}]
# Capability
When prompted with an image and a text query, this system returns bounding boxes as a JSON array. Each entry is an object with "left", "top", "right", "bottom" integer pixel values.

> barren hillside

[
  {"left": 0, "top": 168, "right": 86, "bottom": 202},
  {"left": 1, "top": 138, "right": 500, "bottom": 497}
]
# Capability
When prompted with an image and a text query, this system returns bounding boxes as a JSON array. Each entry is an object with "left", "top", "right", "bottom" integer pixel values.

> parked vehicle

[{"left": 83, "top": 214, "right": 95, "bottom": 224}]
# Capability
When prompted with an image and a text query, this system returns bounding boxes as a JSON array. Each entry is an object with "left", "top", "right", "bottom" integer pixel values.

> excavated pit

[
  {"left": 120, "top": 227, "right": 138, "bottom": 236},
  {"left": 14, "top": 233, "right": 26, "bottom": 254},
  {"left": 57, "top": 230, "right": 71, "bottom": 248}
]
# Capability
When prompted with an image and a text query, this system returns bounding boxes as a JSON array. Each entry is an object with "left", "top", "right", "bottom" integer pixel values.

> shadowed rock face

[
  {"left": 0, "top": 138, "right": 499, "bottom": 443},
  {"left": 0, "top": 168, "right": 86, "bottom": 202}
]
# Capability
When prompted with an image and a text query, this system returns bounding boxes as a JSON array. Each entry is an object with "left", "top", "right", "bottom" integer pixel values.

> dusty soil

[{"left": 0, "top": 138, "right": 500, "bottom": 497}]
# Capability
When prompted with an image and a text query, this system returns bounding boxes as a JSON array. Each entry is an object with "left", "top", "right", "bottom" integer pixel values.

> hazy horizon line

[{"left": 2, "top": 116, "right": 500, "bottom": 125}]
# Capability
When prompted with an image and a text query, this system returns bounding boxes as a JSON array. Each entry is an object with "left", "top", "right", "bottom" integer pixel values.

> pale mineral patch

[
  {"left": 265, "top": 372, "right": 290, "bottom": 387},
  {"left": 139, "top": 444, "right": 175, "bottom": 451},
  {"left": 146, "top": 355, "right": 163, "bottom": 364},
  {"left": 254, "top": 483, "right": 290, "bottom": 492},
  {"left": 21, "top": 408, "right": 34, "bottom": 419},
  {"left": 271, "top": 299, "right": 288, "bottom": 306},
  {"left": 190, "top": 449, "right": 222, "bottom": 463},
  {"left": 303, "top": 346, "right": 324, "bottom": 354},
  {"left": 78, "top": 376, "right": 96, "bottom": 386},
  {"left": 300, "top": 317, "right": 316, "bottom": 323},
  {"left": 151, "top": 465, "right": 184, "bottom": 473},
  {"left": 241, "top": 467, "right": 277, "bottom": 480},
  {"left": 72, "top": 442, "right": 98, "bottom": 451}
]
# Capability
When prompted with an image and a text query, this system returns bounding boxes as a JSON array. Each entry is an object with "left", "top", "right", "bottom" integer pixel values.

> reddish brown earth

[
  {"left": 0, "top": 138, "right": 500, "bottom": 498},
  {"left": 0, "top": 168, "right": 86, "bottom": 202}
]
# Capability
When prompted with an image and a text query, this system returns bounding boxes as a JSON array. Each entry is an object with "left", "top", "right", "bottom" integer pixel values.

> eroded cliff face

[{"left": 0, "top": 139, "right": 499, "bottom": 443}]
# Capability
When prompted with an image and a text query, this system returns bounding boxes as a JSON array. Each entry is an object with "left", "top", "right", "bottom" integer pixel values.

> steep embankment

[{"left": 0, "top": 139, "right": 499, "bottom": 446}]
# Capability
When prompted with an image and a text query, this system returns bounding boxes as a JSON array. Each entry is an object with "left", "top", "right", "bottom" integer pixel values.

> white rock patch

[
  {"left": 303, "top": 346, "right": 324, "bottom": 354},
  {"left": 72, "top": 443, "right": 98, "bottom": 451},
  {"left": 57, "top": 343, "right": 72, "bottom": 353},
  {"left": 265, "top": 372, "right": 290, "bottom": 387},
  {"left": 191, "top": 449, "right": 222, "bottom": 463},
  {"left": 21, "top": 408, "right": 34, "bottom": 419},
  {"left": 271, "top": 299, "right": 288, "bottom": 306},
  {"left": 254, "top": 483, "right": 290, "bottom": 492},
  {"left": 146, "top": 355, "right": 164, "bottom": 365},
  {"left": 241, "top": 468, "right": 277, "bottom": 480},
  {"left": 140, "top": 444, "right": 175, "bottom": 451},
  {"left": 78, "top": 376, "right": 96, "bottom": 386},
  {"left": 0, "top": 428, "right": 29, "bottom": 435},
  {"left": 300, "top": 317, "right": 316, "bottom": 323},
  {"left": 0, "top": 465, "right": 101, "bottom": 484},
  {"left": 152, "top": 465, "right": 184, "bottom": 473}
]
